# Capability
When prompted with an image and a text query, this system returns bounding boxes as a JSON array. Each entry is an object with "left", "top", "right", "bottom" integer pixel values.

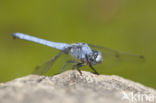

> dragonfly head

[{"left": 88, "top": 50, "right": 103, "bottom": 65}]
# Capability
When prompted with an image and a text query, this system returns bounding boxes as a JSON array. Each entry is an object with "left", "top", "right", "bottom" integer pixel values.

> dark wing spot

[
  {"left": 139, "top": 55, "right": 146, "bottom": 62},
  {"left": 139, "top": 55, "right": 144, "bottom": 59},
  {"left": 115, "top": 52, "right": 120, "bottom": 58}
]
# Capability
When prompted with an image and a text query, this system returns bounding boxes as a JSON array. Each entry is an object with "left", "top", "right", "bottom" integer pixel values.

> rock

[{"left": 0, "top": 70, "right": 155, "bottom": 103}]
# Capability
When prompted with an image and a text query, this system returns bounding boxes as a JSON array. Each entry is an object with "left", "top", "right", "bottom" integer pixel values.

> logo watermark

[{"left": 121, "top": 91, "right": 155, "bottom": 102}]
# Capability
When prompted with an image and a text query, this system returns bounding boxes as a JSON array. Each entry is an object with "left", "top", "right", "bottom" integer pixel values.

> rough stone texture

[{"left": 0, "top": 70, "right": 155, "bottom": 103}]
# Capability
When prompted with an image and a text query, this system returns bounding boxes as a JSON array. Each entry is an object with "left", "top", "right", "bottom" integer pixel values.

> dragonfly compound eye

[{"left": 95, "top": 51, "right": 103, "bottom": 64}]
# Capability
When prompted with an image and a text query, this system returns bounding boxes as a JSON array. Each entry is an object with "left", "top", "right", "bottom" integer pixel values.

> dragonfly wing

[
  {"left": 59, "top": 57, "right": 78, "bottom": 73},
  {"left": 87, "top": 44, "right": 145, "bottom": 73},
  {"left": 32, "top": 51, "right": 63, "bottom": 75},
  {"left": 88, "top": 44, "right": 145, "bottom": 62}
]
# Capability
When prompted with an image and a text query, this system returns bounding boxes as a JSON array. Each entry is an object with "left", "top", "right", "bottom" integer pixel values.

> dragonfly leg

[
  {"left": 73, "top": 63, "right": 85, "bottom": 75},
  {"left": 85, "top": 54, "right": 99, "bottom": 75},
  {"left": 60, "top": 60, "right": 77, "bottom": 73},
  {"left": 89, "top": 63, "right": 99, "bottom": 75}
]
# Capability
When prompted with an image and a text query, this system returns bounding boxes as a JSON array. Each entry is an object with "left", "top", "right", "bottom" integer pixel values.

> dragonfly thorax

[
  {"left": 68, "top": 43, "right": 103, "bottom": 65},
  {"left": 68, "top": 43, "right": 92, "bottom": 61}
]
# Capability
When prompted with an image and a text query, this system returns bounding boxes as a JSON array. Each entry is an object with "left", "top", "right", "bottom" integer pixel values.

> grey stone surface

[{"left": 0, "top": 70, "right": 155, "bottom": 103}]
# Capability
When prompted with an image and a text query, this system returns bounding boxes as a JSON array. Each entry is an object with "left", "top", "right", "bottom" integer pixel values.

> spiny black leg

[
  {"left": 76, "top": 64, "right": 82, "bottom": 75},
  {"left": 89, "top": 63, "right": 99, "bottom": 75},
  {"left": 73, "top": 63, "right": 83, "bottom": 75},
  {"left": 85, "top": 55, "right": 99, "bottom": 75}
]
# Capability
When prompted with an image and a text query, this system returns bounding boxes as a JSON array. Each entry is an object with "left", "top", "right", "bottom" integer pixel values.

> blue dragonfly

[{"left": 12, "top": 33, "right": 145, "bottom": 75}]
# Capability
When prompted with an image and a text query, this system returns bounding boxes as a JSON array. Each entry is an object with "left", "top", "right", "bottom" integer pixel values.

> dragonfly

[{"left": 12, "top": 33, "right": 145, "bottom": 75}]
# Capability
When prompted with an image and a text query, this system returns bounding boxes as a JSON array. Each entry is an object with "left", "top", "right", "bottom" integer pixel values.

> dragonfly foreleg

[{"left": 89, "top": 63, "right": 99, "bottom": 75}]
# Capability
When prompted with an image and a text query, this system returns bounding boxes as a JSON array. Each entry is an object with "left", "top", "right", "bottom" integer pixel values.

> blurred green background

[{"left": 0, "top": 0, "right": 156, "bottom": 88}]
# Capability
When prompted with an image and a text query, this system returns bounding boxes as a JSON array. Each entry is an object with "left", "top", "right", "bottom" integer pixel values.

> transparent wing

[
  {"left": 59, "top": 55, "right": 78, "bottom": 73},
  {"left": 32, "top": 51, "right": 78, "bottom": 75},
  {"left": 87, "top": 44, "right": 145, "bottom": 73},
  {"left": 32, "top": 52, "right": 63, "bottom": 75},
  {"left": 88, "top": 44, "right": 145, "bottom": 62}
]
